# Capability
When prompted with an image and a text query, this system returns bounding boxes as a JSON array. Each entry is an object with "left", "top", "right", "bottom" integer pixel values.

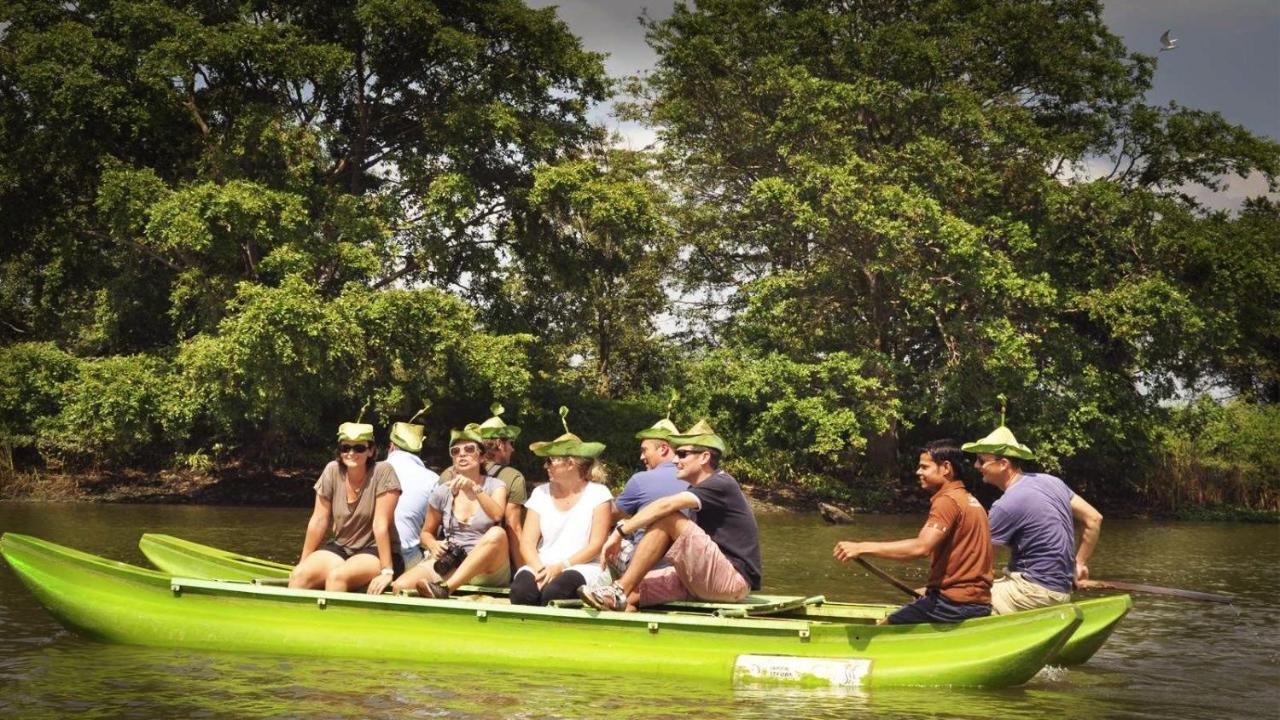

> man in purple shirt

[{"left": 964, "top": 422, "right": 1103, "bottom": 614}]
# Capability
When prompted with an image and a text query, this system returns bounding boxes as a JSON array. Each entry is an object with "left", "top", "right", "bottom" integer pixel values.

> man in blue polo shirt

[
  {"left": 964, "top": 421, "right": 1103, "bottom": 614},
  {"left": 608, "top": 412, "right": 690, "bottom": 574}
]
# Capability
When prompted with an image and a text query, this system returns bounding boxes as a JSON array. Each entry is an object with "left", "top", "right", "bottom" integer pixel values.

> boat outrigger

[
  {"left": 137, "top": 532, "right": 1131, "bottom": 667},
  {"left": 4, "top": 532, "right": 1089, "bottom": 689}
]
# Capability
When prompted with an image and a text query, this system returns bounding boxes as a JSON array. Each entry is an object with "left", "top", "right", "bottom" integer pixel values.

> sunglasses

[
  {"left": 674, "top": 449, "right": 706, "bottom": 459},
  {"left": 338, "top": 443, "right": 369, "bottom": 454},
  {"left": 450, "top": 443, "right": 481, "bottom": 457}
]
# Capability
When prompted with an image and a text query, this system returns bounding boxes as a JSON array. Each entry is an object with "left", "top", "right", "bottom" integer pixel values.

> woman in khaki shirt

[{"left": 289, "top": 421, "right": 402, "bottom": 594}]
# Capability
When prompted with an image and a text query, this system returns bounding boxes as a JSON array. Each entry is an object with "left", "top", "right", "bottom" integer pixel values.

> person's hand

[
  {"left": 421, "top": 537, "right": 445, "bottom": 560},
  {"left": 599, "top": 527, "right": 623, "bottom": 568},
  {"left": 366, "top": 573, "right": 392, "bottom": 595},
  {"left": 534, "top": 562, "right": 563, "bottom": 588},
  {"left": 453, "top": 476, "right": 478, "bottom": 498},
  {"left": 1075, "top": 561, "right": 1090, "bottom": 583},
  {"left": 833, "top": 541, "right": 863, "bottom": 563}
]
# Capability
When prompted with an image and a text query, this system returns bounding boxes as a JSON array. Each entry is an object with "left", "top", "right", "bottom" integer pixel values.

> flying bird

[{"left": 1160, "top": 30, "right": 1178, "bottom": 51}]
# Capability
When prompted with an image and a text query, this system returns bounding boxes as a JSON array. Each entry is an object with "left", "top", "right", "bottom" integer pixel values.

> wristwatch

[
  {"left": 379, "top": 567, "right": 394, "bottom": 576},
  {"left": 613, "top": 520, "right": 627, "bottom": 536}
]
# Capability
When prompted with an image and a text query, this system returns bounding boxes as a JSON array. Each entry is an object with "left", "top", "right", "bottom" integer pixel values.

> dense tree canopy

[
  {"left": 1, "top": 0, "right": 1276, "bottom": 512},
  {"left": 631, "top": 0, "right": 1279, "bottom": 492}
]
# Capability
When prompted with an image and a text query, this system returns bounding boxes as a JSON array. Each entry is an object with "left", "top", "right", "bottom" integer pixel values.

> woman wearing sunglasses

[
  {"left": 392, "top": 426, "right": 510, "bottom": 598},
  {"left": 289, "top": 421, "right": 403, "bottom": 595},
  {"left": 511, "top": 407, "right": 613, "bottom": 605}
]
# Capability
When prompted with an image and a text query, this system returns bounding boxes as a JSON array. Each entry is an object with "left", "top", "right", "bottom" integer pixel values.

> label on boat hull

[{"left": 732, "top": 655, "right": 871, "bottom": 688}]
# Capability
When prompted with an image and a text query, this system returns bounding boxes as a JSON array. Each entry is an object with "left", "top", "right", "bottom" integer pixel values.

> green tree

[
  {"left": 633, "top": 0, "right": 1279, "bottom": 487},
  {"left": 517, "top": 149, "right": 676, "bottom": 397},
  {"left": 0, "top": 0, "right": 609, "bottom": 351}
]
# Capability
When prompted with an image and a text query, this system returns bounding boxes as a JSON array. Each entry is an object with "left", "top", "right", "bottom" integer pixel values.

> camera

[{"left": 434, "top": 543, "right": 467, "bottom": 577}]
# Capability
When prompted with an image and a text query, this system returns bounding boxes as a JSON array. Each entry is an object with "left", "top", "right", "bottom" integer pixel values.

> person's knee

[{"left": 509, "top": 572, "right": 539, "bottom": 605}]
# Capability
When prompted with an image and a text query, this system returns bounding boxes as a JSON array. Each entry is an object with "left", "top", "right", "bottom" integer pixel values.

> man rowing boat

[{"left": 833, "top": 439, "right": 994, "bottom": 624}]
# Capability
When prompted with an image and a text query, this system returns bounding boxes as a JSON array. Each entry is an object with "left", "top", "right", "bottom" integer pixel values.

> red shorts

[{"left": 635, "top": 523, "right": 749, "bottom": 607}]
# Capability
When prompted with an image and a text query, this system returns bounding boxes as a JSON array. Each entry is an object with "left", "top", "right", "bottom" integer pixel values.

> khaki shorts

[
  {"left": 465, "top": 556, "right": 511, "bottom": 588},
  {"left": 992, "top": 571, "right": 1072, "bottom": 615}
]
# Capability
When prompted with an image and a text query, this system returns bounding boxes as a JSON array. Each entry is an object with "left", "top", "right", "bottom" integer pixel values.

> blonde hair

[{"left": 572, "top": 456, "right": 607, "bottom": 484}]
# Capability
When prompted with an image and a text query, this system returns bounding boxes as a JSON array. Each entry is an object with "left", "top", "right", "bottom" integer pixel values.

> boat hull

[
  {"left": 139, "top": 532, "right": 1130, "bottom": 666},
  {"left": 5, "top": 533, "right": 1081, "bottom": 689}
]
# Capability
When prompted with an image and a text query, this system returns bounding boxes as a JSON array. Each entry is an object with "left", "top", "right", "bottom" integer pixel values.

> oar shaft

[
  {"left": 1076, "top": 579, "right": 1233, "bottom": 604},
  {"left": 856, "top": 557, "right": 922, "bottom": 599}
]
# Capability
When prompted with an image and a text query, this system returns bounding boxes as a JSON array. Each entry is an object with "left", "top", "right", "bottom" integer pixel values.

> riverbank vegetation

[{"left": 1, "top": 1, "right": 1276, "bottom": 518}]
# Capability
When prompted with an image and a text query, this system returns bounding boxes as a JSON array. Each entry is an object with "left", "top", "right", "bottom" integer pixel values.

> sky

[{"left": 528, "top": 0, "right": 1279, "bottom": 210}]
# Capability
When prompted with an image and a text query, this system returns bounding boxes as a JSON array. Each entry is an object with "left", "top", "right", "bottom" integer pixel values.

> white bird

[{"left": 1160, "top": 29, "right": 1178, "bottom": 51}]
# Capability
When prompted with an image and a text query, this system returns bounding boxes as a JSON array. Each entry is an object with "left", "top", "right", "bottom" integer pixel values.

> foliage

[
  {"left": 35, "top": 354, "right": 181, "bottom": 466},
  {"left": 677, "top": 349, "right": 900, "bottom": 488},
  {"left": 0, "top": 0, "right": 1275, "bottom": 515},
  {"left": 630, "top": 0, "right": 1280, "bottom": 487},
  {"left": 0, "top": 343, "right": 81, "bottom": 448},
  {"left": 1147, "top": 398, "right": 1280, "bottom": 512}
]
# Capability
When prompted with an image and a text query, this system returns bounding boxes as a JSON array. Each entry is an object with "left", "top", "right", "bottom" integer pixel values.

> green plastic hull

[
  {"left": 5, "top": 533, "right": 1081, "bottom": 689},
  {"left": 138, "top": 532, "right": 1130, "bottom": 666}
]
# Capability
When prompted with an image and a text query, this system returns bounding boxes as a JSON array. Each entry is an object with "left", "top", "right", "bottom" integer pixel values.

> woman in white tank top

[{"left": 511, "top": 408, "right": 613, "bottom": 605}]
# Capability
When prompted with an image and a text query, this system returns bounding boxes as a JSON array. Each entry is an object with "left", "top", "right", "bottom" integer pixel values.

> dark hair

[
  {"left": 690, "top": 445, "right": 720, "bottom": 470},
  {"left": 1004, "top": 456, "right": 1025, "bottom": 472},
  {"left": 921, "top": 439, "right": 965, "bottom": 480}
]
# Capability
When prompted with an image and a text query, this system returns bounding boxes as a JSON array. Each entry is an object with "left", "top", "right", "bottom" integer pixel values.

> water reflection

[{"left": 2, "top": 502, "right": 1278, "bottom": 719}]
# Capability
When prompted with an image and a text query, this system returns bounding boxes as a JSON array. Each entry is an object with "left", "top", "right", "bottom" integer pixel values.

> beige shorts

[
  {"left": 992, "top": 571, "right": 1072, "bottom": 615},
  {"left": 464, "top": 556, "right": 511, "bottom": 588}
]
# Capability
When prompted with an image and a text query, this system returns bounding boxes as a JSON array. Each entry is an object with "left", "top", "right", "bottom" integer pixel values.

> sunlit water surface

[{"left": 1, "top": 502, "right": 1277, "bottom": 719}]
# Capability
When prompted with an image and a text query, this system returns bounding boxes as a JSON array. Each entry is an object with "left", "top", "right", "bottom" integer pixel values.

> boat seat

[{"left": 713, "top": 595, "right": 826, "bottom": 618}]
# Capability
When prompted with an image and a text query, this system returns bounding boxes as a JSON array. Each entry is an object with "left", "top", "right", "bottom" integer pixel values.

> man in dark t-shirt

[{"left": 579, "top": 420, "right": 763, "bottom": 612}]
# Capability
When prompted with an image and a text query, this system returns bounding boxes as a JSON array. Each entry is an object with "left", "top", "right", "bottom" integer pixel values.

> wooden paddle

[
  {"left": 1075, "top": 578, "right": 1234, "bottom": 604},
  {"left": 856, "top": 557, "right": 922, "bottom": 599}
]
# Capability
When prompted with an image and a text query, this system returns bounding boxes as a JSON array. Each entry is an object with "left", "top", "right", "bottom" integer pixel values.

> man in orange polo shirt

[{"left": 833, "top": 439, "right": 993, "bottom": 624}]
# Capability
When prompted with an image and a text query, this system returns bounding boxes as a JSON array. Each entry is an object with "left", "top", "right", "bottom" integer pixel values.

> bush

[
  {"left": 677, "top": 350, "right": 900, "bottom": 487},
  {"left": 0, "top": 342, "right": 81, "bottom": 448},
  {"left": 1148, "top": 397, "right": 1280, "bottom": 512},
  {"left": 35, "top": 354, "right": 180, "bottom": 466}
]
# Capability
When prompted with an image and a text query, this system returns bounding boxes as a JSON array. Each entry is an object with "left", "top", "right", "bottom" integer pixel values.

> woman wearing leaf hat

[
  {"left": 289, "top": 419, "right": 403, "bottom": 595},
  {"left": 510, "top": 407, "right": 614, "bottom": 606},
  {"left": 391, "top": 425, "right": 511, "bottom": 599}
]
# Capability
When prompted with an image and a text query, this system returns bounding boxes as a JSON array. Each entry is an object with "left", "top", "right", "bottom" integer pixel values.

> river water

[{"left": 1, "top": 502, "right": 1277, "bottom": 719}]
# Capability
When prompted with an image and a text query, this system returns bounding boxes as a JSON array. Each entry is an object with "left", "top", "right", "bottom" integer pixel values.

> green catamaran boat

[
  {"left": 4, "top": 532, "right": 1081, "bottom": 689},
  {"left": 138, "top": 532, "right": 1131, "bottom": 667}
]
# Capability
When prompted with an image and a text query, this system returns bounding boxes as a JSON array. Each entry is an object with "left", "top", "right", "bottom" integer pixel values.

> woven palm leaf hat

[
  {"left": 666, "top": 418, "right": 727, "bottom": 454},
  {"left": 337, "top": 402, "right": 375, "bottom": 443},
  {"left": 477, "top": 402, "right": 521, "bottom": 440},
  {"left": 961, "top": 395, "right": 1036, "bottom": 460},
  {"left": 389, "top": 402, "right": 430, "bottom": 453},
  {"left": 636, "top": 391, "right": 680, "bottom": 440},
  {"left": 449, "top": 424, "right": 486, "bottom": 446},
  {"left": 529, "top": 406, "right": 605, "bottom": 458}
]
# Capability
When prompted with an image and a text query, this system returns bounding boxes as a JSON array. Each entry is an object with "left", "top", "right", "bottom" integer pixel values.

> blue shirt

[
  {"left": 989, "top": 472, "right": 1077, "bottom": 593},
  {"left": 386, "top": 449, "right": 439, "bottom": 554},
  {"left": 615, "top": 461, "right": 690, "bottom": 547}
]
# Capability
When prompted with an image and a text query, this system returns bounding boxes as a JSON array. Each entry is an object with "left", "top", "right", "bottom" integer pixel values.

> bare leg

[
  {"left": 325, "top": 553, "right": 382, "bottom": 592},
  {"left": 446, "top": 528, "right": 508, "bottom": 591},
  {"left": 616, "top": 513, "right": 693, "bottom": 597},
  {"left": 289, "top": 550, "right": 344, "bottom": 590},
  {"left": 391, "top": 558, "right": 440, "bottom": 594}
]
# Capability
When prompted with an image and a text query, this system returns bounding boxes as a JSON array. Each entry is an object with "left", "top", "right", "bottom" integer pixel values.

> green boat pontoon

[
  {"left": 4, "top": 532, "right": 1082, "bottom": 689},
  {"left": 138, "top": 532, "right": 1131, "bottom": 667}
]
